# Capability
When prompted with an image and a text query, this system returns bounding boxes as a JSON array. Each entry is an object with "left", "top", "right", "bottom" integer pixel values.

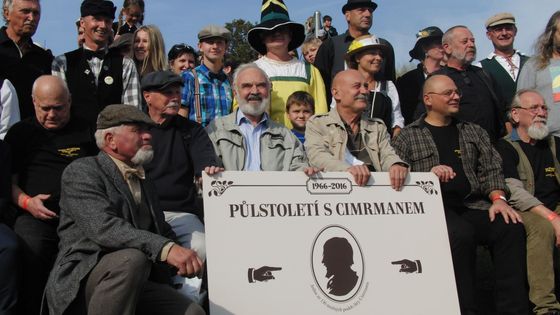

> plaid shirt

[
  {"left": 51, "top": 48, "right": 141, "bottom": 108},
  {"left": 391, "top": 116, "right": 509, "bottom": 210},
  {"left": 181, "top": 64, "right": 233, "bottom": 127}
]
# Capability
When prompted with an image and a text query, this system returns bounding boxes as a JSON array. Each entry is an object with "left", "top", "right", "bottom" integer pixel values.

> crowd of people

[{"left": 0, "top": 0, "right": 560, "bottom": 314}]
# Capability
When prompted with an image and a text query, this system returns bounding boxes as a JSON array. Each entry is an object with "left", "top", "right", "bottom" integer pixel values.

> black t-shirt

[
  {"left": 4, "top": 117, "right": 98, "bottom": 213},
  {"left": 496, "top": 138, "right": 560, "bottom": 210},
  {"left": 425, "top": 121, "right": 471, "bottom": 208}
]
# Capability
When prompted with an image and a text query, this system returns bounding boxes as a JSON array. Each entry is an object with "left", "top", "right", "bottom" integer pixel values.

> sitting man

[
  {"left": 496, "top": 89, "right": 560, "bottom": 315},
  {"left": 46, "top": 105, "right": 205, "bottom": 315},
  {"left": 142, "top": 70, "right": 221, "bottom": 300},
  {"left": 206, "top": 63, "right": 311, "bottom": 172},
  {"left": 392, "top": 74, "right": 528, "bottom": 314},
  {"left": 4, "top": 75, "right": 97, "bottom": 315},
  {"left": 305, "top": 69, "right": 408, "bottom": 188}
]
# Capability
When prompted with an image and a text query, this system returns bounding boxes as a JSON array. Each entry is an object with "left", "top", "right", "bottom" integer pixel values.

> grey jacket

[
  {"left": 205, "top": 110, "right": 308, "bottom": 171},
  {"left": 46, "top": 152, "right": 175, "bottom": 315},
  {"left": 305, "top": 109, "right": 404, "bottom": 171}
]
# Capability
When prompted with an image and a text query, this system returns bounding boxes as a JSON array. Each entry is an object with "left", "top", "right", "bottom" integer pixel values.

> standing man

[
  {"left": 0, "top": 0, "right": 52, "bottom": 120},
  {"left": 46, "top": 105, "right": 205, "bottom": 315},
  {"left": 518, "top": 11, "right": 560, "bottom": 137},
  {"left": 430, "top": 25, "right": 506, "bottom": 142},
  {"left": 313, "top": 0, "right": 396, "bottom": 102},
  {"left": 181, "top": 25, "right": 232, "bottom": 127},
  {"left": 305, "top": 69, "right": 408, "bottom": 188},
  {"left": 392, "top": 74, "right": 528, "bottom": 314},
  {"left": 4, "top": 75, "right": 97, "bottom": 315},
  {"left": 52, "top": 0, "right": 141, "bottom": 126},
  {"left": 247, "top": 0, "right": 327, "bottom": 128},
  {"left": 322, "top": 15, "right": 338, "bottom": 38},
  {"left": 496, "top": 89, "right": 560, "bottom": 315},
  {"left": 478, "top": 13, "right": 529, "bottom": 107}
]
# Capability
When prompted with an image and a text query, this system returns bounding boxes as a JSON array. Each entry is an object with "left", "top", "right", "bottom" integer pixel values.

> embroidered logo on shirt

[
  {"left": 58, "top": 147, "right": 81, "bottom": 157},
  {"left": 454, "top": 149, "right": 462, "bottom": 159},
  {"left": 545, "top": 166, "right": 556, "bottom": 177}
]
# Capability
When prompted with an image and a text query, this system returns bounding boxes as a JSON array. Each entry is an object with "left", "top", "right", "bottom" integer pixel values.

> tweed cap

[
  {"left": 80, "top": 0, "right": 116, "bottom": 19},
  {"left": 141, "top": 71, "right": 184, "bottom": 92},
  {"left": 485, "top": 12, "right": 516, "bottom": 29},
  {"left": 198, "top": 25, "right": 232, "bottom": 42},
  {"left": 97, "top": 104, "right": 155, "bottom": 129}
]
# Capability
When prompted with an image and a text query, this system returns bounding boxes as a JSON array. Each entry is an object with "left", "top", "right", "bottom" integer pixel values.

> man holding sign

[{"left": 392, "top": 74, "right": 528, "bottom": 314}]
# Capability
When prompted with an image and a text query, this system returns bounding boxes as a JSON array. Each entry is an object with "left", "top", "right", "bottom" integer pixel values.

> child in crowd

[{"left": 286, "top": 91, "right": 315, "bottom": 144}]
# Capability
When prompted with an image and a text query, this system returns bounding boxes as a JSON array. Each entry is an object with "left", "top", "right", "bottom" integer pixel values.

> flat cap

[
  {"left": 80, "top": 0, "right": 116, "bottom": 19},
  {"left": 97, "top": 104, "right": 155, "bottom": 129},
  {"left": 141, "top": 71, "right": 184, "bottom": 92},
  {"left": 485, "top": 12, "right": 516, "bottom": 28},
  {"left": 198, "top": 25, "right": 232, "bottom": 42}
]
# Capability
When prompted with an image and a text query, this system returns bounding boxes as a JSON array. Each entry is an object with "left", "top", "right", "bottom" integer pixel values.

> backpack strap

[{"left": 191, "top": 68, "right": 202, "bottom": 124}]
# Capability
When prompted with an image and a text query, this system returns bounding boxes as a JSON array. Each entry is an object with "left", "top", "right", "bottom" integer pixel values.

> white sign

[{"left": 203, "top": 171, "right": 460, "bottom": 315}]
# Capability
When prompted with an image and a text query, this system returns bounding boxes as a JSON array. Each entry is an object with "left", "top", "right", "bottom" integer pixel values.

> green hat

[{"left": 247, "top": 0, "right": 305, "bottom": 55}]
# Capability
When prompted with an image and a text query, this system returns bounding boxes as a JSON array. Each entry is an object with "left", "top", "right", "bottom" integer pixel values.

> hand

[
  {"left": 166, "top": 244, "right": 203, "bottom": 278},
  {"left": 303, "top": 167, "right": 323, "bottom": 176},
  {"left": 25, "top": 194, "right": 57, "bottom": 220},
  {"left": 389, "top": 164, "right": 408, "bottom": 191},
  {"left": 488, "top": 199, "right": 522, "bottom": 224},
  {"left": 391, "top": 259, "right": 422, "bottom": 273},
  {"left": 204, "top": 166, "right": 225, "bottom": 175},
  {"left": 250, "top": 266, "right": 282, "bottom": 282},
  {"left": 430, "top": 165, "right": 456, "bottom": 183},
  {"left": 347, "top": 165, "right": 370, "bottom": 186},
  {"left": 550, "top": 219, "right": 560, "bottom": 247},
  {"left": 392, "top": 126, "right": 402, "bottom": 139}
]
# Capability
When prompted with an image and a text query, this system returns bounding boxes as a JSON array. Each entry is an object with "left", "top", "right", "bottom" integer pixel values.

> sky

[{"left": 33, "top": 0, "right": 559, "bottom": 71}]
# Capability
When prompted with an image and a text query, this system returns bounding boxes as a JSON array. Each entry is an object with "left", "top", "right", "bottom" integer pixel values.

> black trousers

[
  {"left": 445, "top": 207, "right": 528, "bottom": 315},
  {"left": 13, "top": 214, "right": 59, "bottom": 315},
  {"left": 0, "top": 224, "right": 18, "bottom": 315}
]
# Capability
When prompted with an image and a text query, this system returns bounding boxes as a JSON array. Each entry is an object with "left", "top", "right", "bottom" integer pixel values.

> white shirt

[
  {"left": 0, "top": 79, "right": 20, "bottom": 140},
  {"left": 474, "top": 50, "right": 523, "bottom": 80}
]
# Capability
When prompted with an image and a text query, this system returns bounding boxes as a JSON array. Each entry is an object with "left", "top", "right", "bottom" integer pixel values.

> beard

[
  {"left": 131, "top": 146, "right": 154, "bottom": 165},
  {"left": 528, "top": 121, "right": 549, "bottom": 140},
  {"left": 451, "top": 48, "right": 476, "bottom": 65},
  {"left": 238, "top": 95, "right": 270, "bottom": 117}
]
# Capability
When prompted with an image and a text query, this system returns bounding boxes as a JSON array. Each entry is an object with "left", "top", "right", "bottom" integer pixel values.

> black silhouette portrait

[{"left": 322, "top": 237, "right": 358, "bottom": 296}]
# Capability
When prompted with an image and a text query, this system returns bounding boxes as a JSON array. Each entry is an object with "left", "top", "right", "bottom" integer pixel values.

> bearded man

[{"left": 496, "top": 89, "right": 560, "bottom": 315}]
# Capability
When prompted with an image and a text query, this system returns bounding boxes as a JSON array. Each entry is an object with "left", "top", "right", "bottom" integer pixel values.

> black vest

[
  {"left": 480, "top": 54, "right": 529, "bottom": 106},
  {"left": 365, "top": 81, "right": 393, "bottom": 133},
  {"left": 64, "top": 48, "right": 124, "bottom": 126}
]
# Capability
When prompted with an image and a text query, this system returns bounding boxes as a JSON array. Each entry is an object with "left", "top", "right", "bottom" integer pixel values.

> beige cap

[
  {"left": 198, "top": 24, "right": 232, "bottom": 42},
  {"left": 485, "top": 12, "right": 516, "bottom": 29}
]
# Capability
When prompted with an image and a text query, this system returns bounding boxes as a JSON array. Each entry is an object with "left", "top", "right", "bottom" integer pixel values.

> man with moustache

[
  {"left": 46, "top": 105, "right": 206, "bottom": 315},
  {"left": 0, "top": 0, "right": 53, "bottom": 120},
  {"left": 142, "top": 71, "right": 221, "bottom": 300},
  {"left": 392, "top": 74, "right": 528, "bottom": 315},
  {"left": 52, "top": 0, "right": 141, "bottom": 126},
  {"left": 496, "top": 89, "right": 560, "bottom": 315},
  {"left": 305, "top": 69, "right": 408, "bottom": 189},
  {"left": 477, "top": 13, "right": 529, "bottom": 108},
  {"left": 206, "top": 63, "right": 310, "bottom": 172},
  {"left": 428, "top": 25, "right": 506, "bottom": 142}
]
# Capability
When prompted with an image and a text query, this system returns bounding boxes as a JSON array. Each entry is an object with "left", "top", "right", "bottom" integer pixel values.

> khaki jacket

[
  {"left": 206, "top": 110, "right": 308, "bottom": 171},
  {"left": 305, "top": 109, "right": 404, "bottom": 171}
]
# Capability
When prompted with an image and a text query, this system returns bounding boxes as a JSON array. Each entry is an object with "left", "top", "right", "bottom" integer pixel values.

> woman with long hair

[{"left": 132, "top": 24, "right": 167, "bottom": 78}]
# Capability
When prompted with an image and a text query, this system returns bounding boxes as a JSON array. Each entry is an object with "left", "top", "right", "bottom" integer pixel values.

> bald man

[
  {"left": 4, "top": 75, "right": 98, "bottom": 314},
  {"left": 392, "top": 74, "right": 528, "bottom": 314},
  {"left": 305, "top": 69, "right": 408, "bottom": 188}
]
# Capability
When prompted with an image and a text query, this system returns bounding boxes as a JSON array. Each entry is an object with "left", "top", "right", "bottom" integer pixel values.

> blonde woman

[{"left": 132, "top": 25, "right": 168, "bottom": 78}]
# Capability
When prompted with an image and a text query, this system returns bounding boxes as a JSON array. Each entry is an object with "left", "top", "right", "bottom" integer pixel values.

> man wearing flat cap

[
  {"left": 142, "top": 70, "right": 221, "bottom": 301},
  {"left": 245, "top": 0, "right": 327, "bottom": 129},
  {"left": 314, "top": 0, "right": 396, "bottom": 103},
  {"left": 477, "top": 13, "right": 529, "bottom": 108},
  {"left": 52, "top": 0, "right": 142, "bottom": 127},
  {"left": 180, "top": 24, "right": 232, "bottom": 127},
  {"left": 46, "top": 104, "right": 206, "bottom": 315}
]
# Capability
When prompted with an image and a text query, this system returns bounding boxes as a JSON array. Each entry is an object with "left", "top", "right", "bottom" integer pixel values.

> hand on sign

[
  {"left": 389, "top": 163, "right": 408, "bottom": 191},
  {"left": 346, "top": 165, "right": 370, "bottom": 186},
  {"left": 303, "top": 167, "right": 323, "bottom": 176}
]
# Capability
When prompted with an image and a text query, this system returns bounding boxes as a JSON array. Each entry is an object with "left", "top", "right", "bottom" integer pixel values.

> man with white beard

[
  {"left": 206, "top": 63, "right": 310, "bottom": 172},
  {"left": 496, "top": 89, "right": 560, "bottom": 315},
  {"left": 46, "top": 104, "right": 206, "bottom": 315}
]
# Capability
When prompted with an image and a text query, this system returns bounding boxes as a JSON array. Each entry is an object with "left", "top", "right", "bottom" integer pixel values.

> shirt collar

[
  {"left": 510, "top": 127, "right": 521, "bottom": 141},
  {"left": 235, "top": 108, "right": 269, "bottom": 127},
  {"left": 108, "top": 154, "right": 146, "bottom": 180},
  {"left": 486, "top": 49, "right": 521, "bottom": 60},
  {"left": 196, "top": 63, "right": 227, "bottom": 80}
]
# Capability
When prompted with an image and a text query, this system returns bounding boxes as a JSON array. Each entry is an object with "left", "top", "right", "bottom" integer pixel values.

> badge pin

[
  {"left": 103, "top": 65, "right": 109, "bottom": 71},
  {"left": 84, "top": 69, "right": 90, "bottom": 75},
  {"left": 104, "top": 76, "right": 114, "bottom": 85}
]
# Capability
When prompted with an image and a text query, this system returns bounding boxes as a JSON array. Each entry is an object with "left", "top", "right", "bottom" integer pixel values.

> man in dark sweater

[{"left": 142, "top": 71, "right": 221, "bottom": 301}]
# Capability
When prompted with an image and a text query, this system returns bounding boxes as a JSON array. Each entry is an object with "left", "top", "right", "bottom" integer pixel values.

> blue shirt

[
  {"left": 236, "top": 109, "right": 269, "bottom": 171},
  {"left": 181, "top": 64, "right": 233, "bottom": 127},
  {"left": 291, "top": 129, "right": 305, "bottom": 144}
]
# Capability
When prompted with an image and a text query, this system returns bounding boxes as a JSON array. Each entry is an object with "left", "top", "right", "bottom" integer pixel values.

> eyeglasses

[
  {"left": 426, "top": 89, "right": 462, "bottom": 98},
  {"left": 513, "top": 104, "right": 548, "bottom": 114}
]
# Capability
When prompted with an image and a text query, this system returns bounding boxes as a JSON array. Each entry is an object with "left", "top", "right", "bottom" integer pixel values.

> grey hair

[
  {"left": 3, "top": 0, "right": 40, "bottom": 23},
  {"left": 442, "top": 25, "right": 469, "bottom": 45},
  {"left": 507, "top": 88, "right": 544, "bottom": 126},
  {"left": 232, "top": 62, "right": 271, "bottom": 94},
  {"left": 94, "top": 125, "right": 125, "bottom": 149}
]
